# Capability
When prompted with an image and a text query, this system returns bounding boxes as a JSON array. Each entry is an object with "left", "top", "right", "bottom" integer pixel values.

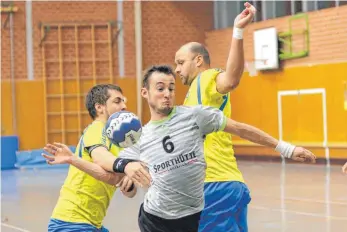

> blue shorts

[
  {"left": 198, "top": 181, "right": 251, "bottom": 232},
  {"left": 48, "top": 218, "right": 109, "bottom": 232}
]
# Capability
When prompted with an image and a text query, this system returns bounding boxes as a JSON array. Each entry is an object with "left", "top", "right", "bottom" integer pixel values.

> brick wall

[
  {"left": 1, "top": 1, "right": 136, "bottom": 80},
  {"left": 1, "top": 12, "right": 11, "bottom": 79},
  {"left": 2, "top": 3, "right": 346, "bottom": 81},
  {"left": 206, "top": 6, "right": 347, "bottom": 69},
  {"left": 141, "top": 1, "right": 214, "bottom": 121},
  {"left": 142, "top": 1, "right": 213, "bottom": 67},
  {"left": 1, "top": 2, "right": 26, "bottom": 80}
]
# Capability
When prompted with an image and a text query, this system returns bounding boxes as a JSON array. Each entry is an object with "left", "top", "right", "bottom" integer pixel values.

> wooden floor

[{"left": 1, "top": 160, "right": 347, "bottom": 232}]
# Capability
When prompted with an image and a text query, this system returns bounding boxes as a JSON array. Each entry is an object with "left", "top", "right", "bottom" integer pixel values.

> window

[
  {"left": 213, "top": 1, "right": 240, "bottom": 29},
  {"left": 262, "top": 0, "right": 275, "bottom": 20},
  {"left": 275, "top": 1, "right": 292, "bottom": 17},
  {"left": 292, "top": 0, "right": 303, "bottom": 14},
  {"left": 303, "top": 0, "right": 316, "bottom": 12},
  {"left": 240, "top": 0, "right": 263, "bottom": 22},
  {"left": 213, "top": 1, "right": 264, "bottom": 29},
  {"left": 253, "top": 0, "right": 263, "bottom": 22},
  {"left": 318, "top": 1, "right": 336, "bottom": 9}
]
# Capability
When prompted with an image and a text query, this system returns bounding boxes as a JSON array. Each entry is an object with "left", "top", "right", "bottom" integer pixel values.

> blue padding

[
  {"left": 15, "top": 146, "right": 76, "bottom": 169},
  {"left": 1, "top": 136, "right": 19, "bottom": 170}
]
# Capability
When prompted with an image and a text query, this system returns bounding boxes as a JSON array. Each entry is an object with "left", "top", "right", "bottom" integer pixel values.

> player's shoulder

[
  {"left": 87, "top": 120, "right": 105, "bottom": 131},
  {"left": 200, "top": 68, "right": 225, "bottom": 89},
  {"left": 83, "top": 121, "right": 105, "bottom": 138},
  {"left": 201, "top": 68, "right": 224, "bottom": 79},
  {"left": 175, "top": 105, "right": 197, "bottom": 114},
  {"left": 176, "top": 105, "right": 216, "bottom": 115},
  {"left": 162, "top": 106, "right": 198, "bottom": 122}
]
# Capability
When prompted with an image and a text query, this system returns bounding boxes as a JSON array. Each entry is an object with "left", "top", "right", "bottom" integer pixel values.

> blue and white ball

[{"left": 105, "top": 111, "right": 142, "bottom": 148}]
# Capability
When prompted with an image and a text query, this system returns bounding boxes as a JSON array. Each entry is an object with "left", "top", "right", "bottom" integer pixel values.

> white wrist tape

[
  {"left": 233, "top": 27, "right": 244, "bottom": 40},
  {"left": 275, "top": 141, "right": 296, "bottom": 159}
]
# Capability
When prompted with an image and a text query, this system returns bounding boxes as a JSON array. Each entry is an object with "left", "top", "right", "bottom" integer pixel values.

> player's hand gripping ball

[{"left": 105, "top": 111, "right": 142, "bottom": 148}]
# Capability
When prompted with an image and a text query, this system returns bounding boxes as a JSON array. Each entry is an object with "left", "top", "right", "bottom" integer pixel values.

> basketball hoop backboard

[{"left": 253, "top": 27, "right": 279, "bottom": 71}]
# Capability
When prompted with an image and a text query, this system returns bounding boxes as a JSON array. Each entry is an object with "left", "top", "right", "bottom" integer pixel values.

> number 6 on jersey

[{"left": 162, "top": 136, "right": 175, "bottom": 153}]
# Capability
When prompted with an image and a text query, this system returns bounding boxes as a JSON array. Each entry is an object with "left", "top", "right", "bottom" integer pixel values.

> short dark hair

[
  {"left": 190, "top": 43, "right": 210, "bottom": 66},
  {"left": 142, "top": 65, "right": 175, "bottom": 89},
  {"left": 85, "top": 84, "right": 123, "bottom": 119}
]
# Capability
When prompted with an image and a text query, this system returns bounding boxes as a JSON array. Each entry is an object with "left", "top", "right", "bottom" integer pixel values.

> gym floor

[{"left": 2, "top": 160, "right": 347, "bottom": 232}]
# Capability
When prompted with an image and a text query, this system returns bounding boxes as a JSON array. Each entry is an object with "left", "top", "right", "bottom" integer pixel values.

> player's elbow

[
  {"left": 224, "top": 79, "right": 240, "bottom": 92},
  {"left": 227, "top": 71, "right": 242, "bottom": 88},
  {"left": 217, "top": 78, "right": 240, "bottom": 94},
  {"left": 217, "top": 72, "right": 241, "bottom": 94},
  {"left": 229, "top": 79, "right": 240, "bottom": 89}
]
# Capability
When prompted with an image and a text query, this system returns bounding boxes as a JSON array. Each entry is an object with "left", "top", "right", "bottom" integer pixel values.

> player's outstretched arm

[
  {"left": 342, "top": 162, "right": 347, "bottom": 174},
  {"left": 89, "top": 146, "right": 150, "bottom": 187},
  {"left": 223, "top": 118, "right": 316, "bottom": 163},
  {"left": 216, "top": 2, "right": 256, "bottom": 94},
  {"left": 43, "top": 143, "right": 123, "bottom": 186},
  {"left": 90, "top": 146, "right": 119, "bottom": 172}
]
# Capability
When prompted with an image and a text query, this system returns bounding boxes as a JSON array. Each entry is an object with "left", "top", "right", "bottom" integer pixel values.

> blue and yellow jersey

[
  {"left": 51, "top": 120, "right": 120, "bottom": 228},
  {"left": 184, "top": 68, "right": 244, "bottom": 183}
]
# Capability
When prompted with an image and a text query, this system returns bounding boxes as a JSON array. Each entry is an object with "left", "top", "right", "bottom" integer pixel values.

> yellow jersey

[
  {"left": 51, "top": 120, "right": 120, "bottom": 228},
  {"left": 184, "top": 68, "right": 244, "bottom": 183}
]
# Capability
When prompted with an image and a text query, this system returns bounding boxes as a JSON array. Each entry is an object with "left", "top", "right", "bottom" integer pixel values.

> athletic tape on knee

[{"left": 275, "top": 141, "right": 296, "bottom": 159}]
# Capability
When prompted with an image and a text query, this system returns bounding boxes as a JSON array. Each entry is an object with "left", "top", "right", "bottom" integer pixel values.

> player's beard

[
  {"left": 180, "top": 75, "right": 189, "bottom": 85},
  {"left": 147, "top": 91, "right": 174, "bottom": 116},
  {"left": 182, "top": 74, "right": 195, "bottom": 86},
  {"left": 149, "top": 101, "right": 173, "bottom": 116},
  {"left": 157, "top": 106, "right": 173, "bottom": 116}
]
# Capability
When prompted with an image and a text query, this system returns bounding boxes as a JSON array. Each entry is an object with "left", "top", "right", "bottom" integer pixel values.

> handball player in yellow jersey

[
  {"left": 46, "top": 84, "right": 137, "bottom": 232},
  {"left": 175, "top": 2, "right": 262, "bottom": 231}
]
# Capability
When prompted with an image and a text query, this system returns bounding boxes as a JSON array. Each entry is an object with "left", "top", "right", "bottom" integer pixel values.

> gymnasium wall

[
  {"left": 1, "top": 2, "right": 137, "bottom": 150},
  {"left": 1, "top": 1, "right": 136, "bottom": 81},
  {"left": 1, "top": 2, "right": 346, "bottom": 159},
  {"left": 1, "top": 1, "right": 212, "bottom": 150},
  {"left": 206, "top": 6, "right": 347, "bottom": 158}
]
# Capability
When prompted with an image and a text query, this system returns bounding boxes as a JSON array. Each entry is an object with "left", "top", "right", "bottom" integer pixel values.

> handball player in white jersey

[{"left": 112, "top": 65, "right": 316, "bottom": 232}]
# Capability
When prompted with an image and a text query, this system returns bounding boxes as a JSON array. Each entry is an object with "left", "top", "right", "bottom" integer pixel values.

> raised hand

[
  {"left": 234, "top": 2, "right": 257, "bottom": 29},
  {"left": 42, "top": 142, "right": 74, "bottom": 165}
]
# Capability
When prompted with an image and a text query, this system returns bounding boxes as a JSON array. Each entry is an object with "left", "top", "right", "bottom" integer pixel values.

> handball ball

[{"left": 105, "top": 111, "right": 142, "bottom": 148}]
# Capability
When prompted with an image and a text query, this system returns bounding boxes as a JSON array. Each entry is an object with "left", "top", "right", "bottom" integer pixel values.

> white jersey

[{"left": 119, "top": 105, "right": 227, "bottom": 219}]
